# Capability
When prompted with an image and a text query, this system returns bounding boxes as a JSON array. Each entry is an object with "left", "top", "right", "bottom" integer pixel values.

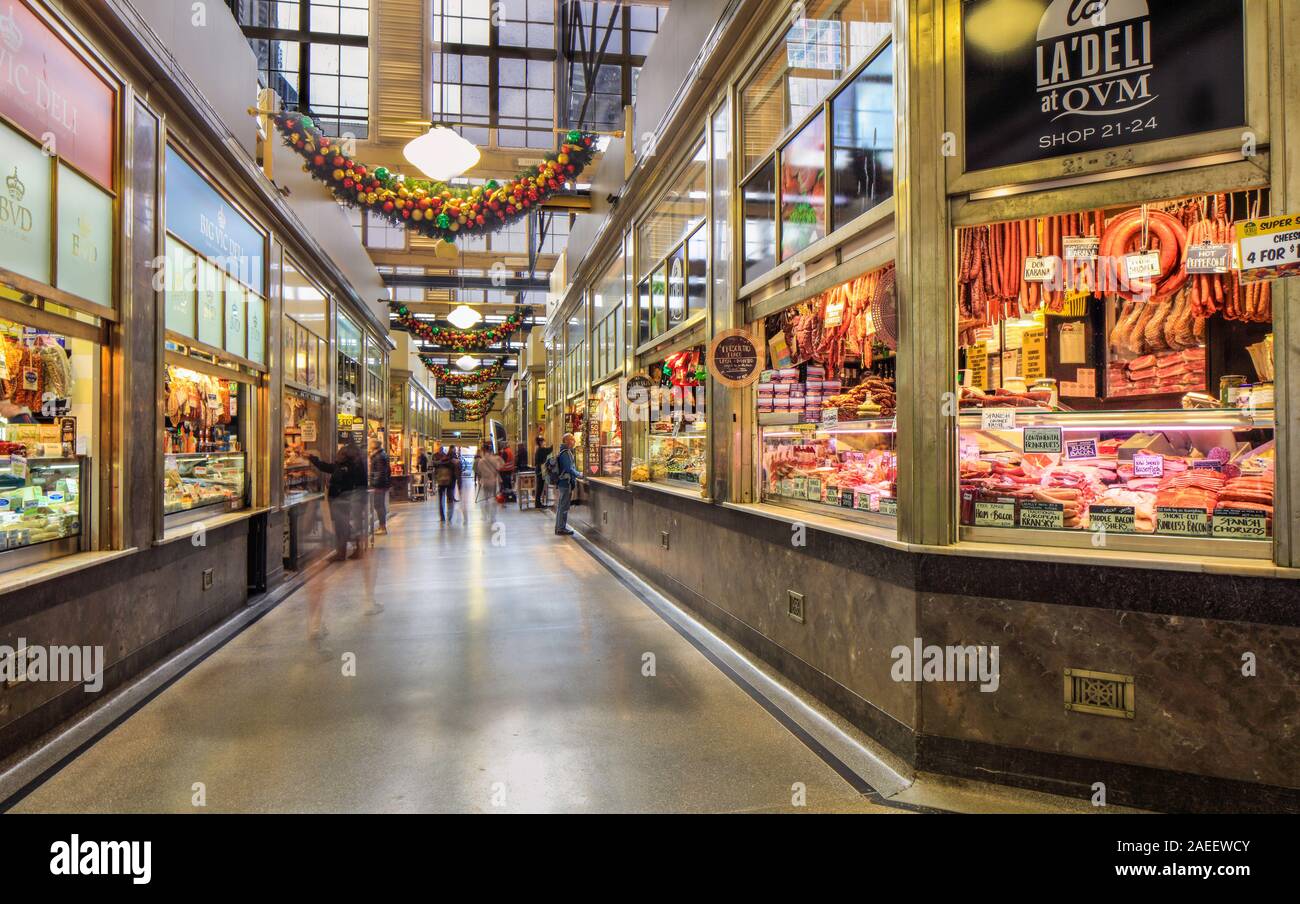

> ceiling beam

[{"left": 384, "top": 274, "right": 551, "bottom": 291}]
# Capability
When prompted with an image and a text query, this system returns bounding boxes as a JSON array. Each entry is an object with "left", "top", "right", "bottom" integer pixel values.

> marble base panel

[
  {"left": 0, "top": 520, "right": 253, "bottom": 762},
  {"left": 575, "top": 481, "right": 1300, "bottom": 812}
]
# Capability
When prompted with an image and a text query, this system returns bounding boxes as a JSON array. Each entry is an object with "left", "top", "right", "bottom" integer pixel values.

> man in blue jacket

[{"left": 553, "top": 432, "right": 581, "bottom": 536}]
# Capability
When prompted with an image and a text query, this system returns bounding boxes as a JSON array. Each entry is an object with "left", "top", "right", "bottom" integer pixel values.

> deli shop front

[
  {"left": 565, "top": 0, "right": 1300, "bottom": 811},
  {"left": 952, "top": 0, "right": 1278, "bottom": 560},
  {"left": 0, "top": 0, "right": 388, "bottom": 764}
]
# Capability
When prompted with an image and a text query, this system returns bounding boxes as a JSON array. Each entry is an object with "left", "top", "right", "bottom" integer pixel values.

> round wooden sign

[{"left": 708, "top": 329, "right": 762, "bottom": 388}]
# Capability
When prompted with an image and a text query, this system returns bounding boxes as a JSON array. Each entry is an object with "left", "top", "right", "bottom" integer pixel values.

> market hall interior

[{"left": 0, "top": 0, "right": 1297, "bottom": 815}]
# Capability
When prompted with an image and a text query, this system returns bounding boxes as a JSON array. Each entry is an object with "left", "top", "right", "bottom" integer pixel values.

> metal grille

[{"left": 1064, "top": 669, "right": 1135, "bottom": 719}]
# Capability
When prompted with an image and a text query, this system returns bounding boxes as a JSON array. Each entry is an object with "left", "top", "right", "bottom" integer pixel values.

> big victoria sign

[
  {"left": 0, "top": 0, "right": 114, "bottom": 189},
  {"left": 962, "top": 0, "right": 1246, "bottom": 172}
]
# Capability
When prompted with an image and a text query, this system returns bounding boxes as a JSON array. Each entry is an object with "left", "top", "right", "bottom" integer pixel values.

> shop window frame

[
  {"left": 0, "top": 115, "right": 120, "bottom": 326},
  {"left": 162, "top": 232, "right": 270, "bottom": 373},
  {"left": 738, "top": 33, "right": 895, "bottom": 292}
]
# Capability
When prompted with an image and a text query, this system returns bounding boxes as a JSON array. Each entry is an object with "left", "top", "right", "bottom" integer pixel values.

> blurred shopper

[
  {"left": 368, "top": 436, "right": 392, "bottom": 535},
  {"left": 309, "top": 434, "right": 368, "bottom": 561},
  {"left": 499, "top": 441, "right": 517, "bottom": 497},
  {"left": 553, "top": 432, "right": 581, "bottom": 536},
  {"left": 475, "top": 446, "right": 505, "bottom": 519},
  {"left": 433, "top": 446, "right": 457, "bottom": 523},
  {"left": 417, "top": 447, "right": 430, "bottom": 475},
  {"left": 533, "top": 435, "right": 553, "bottom": 509},
  {"left": 449, "top": 445, "right": 463, "bottom": 502}
]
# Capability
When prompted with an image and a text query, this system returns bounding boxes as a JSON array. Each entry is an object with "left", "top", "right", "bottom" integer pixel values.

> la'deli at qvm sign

[{"left": 962, "top": 0, "right": 1245, "bottom": 172}]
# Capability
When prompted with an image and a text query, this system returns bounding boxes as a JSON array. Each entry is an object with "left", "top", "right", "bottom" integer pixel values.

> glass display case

[
  {"left": 631, "top": 349, "right": 708, "bottom": 490},
  {"left": 0, "top": 456, "right": 84, "bottom": 552},
  {"left": 587, "top": 381, "right": 622, "bottom": 478},
  {"left": 646, "top": 426, "right": 706, "bottom": 486},
  {"left": 760, "top": 417, "right": 897, "bottom": 524},
  {"left": 0, "top": 311, "right": 98, "bottom": 569},
  {"left": 163, "top": 364, "right": 247, "bottom": 523},
  {"left": 283, "top": 387, "right": 324, "bottom": 505},
  {"left": 164, "top": 452, "right": 246, "bottom": 517},
  {"left": 955, "top": 189, "right": 1275, "bottom": 556},
  {"left": 756, "top": 263, "right": 899, "bottom": 526},
  {"left": 958, "top": 408, "right": 1274, "bottom": 552}
]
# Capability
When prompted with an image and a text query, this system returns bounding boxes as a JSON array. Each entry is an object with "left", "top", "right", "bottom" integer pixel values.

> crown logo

[
  {"left": 77, "top": 214, "right": 92, "bottom": 237},
  {"left": 217, "top": 206, "right": 227, "bottom": 231},
  {"left": 5, "top": 167, "right": 24, "bottom": 202},
  {"left": 0, "top": 5, "right": 22, "bottom": 53}
]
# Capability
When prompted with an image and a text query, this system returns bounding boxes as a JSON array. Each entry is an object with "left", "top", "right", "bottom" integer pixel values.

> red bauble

[
  {"left": 566, "top": 164, "right": 576, "bottom": 173},
  {"left": 343, "top": 178, "right": 354, "bottom": 189},
  {"left": 383, "top": 201, "right": 395, "bottom": 212},
  {"left": 333, "top": 156, "right": 345, "bottom": 167},
  {"left": 476, "top": 215, "right": 485, "bottom": 225},
  {"left": 402, "top": 210, "right": 411, "bottom": 219},
  {"left": 356, "top": 165, "right": 367, "bottom": 177},
  {"left": 313, "top": 155, "right": 325, "bottom": 166}
]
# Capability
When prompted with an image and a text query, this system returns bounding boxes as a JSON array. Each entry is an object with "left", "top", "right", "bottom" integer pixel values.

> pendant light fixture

[
  {"left": 447, "top": 304, "right": 484, "bottom": 330},
  {"left": 455, "top": 354, "right": 479, "bottom": 371},
  {"left": 403, "top": 126, "right": 481, "bottom": 181}
]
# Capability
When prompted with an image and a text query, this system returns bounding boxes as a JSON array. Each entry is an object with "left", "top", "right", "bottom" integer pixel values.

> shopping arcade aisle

[
  {"left": 4, "top": 494, "right": 890, "bottom": 813},
  {"left": 7, "top": 491, "right": 1101, "bottom": 814}
]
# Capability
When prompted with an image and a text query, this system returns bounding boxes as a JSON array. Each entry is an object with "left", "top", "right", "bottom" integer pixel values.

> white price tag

[
  {"left": 980, "top": 408, "right": 1017, "bottom": 431},
  {"left": 1022, "top": 256, "right": 1059, "bottom": 284},
  {"left": 1125, "top": 251, "right": 1163, "bottom": 279},
  {"left": 821, "top": 408, "right": 838, "bottom": 428},
  {"left": 1133, "top": 453, "right": 1164, "bottom": 478},
  {"left": 1063, "top": 236, "right": 1099, "bottom": 261}
]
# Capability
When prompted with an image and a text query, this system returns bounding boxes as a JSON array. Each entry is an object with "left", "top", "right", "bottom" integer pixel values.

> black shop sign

[{"left": 962, "top": 0, "right": 1245, "bottom": 172}]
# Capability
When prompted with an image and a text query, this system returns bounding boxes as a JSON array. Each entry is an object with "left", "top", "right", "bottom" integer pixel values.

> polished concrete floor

[{"left": 8, "top": 485, "right": 1098, "bottom": 814}]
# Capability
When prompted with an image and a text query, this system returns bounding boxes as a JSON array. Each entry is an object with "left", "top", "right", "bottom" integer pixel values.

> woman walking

[{"left": 474, "top": 447, "right": 505, "bottom": 521}]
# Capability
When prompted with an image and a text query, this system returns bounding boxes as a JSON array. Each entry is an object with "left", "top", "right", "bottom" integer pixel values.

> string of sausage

[{"left": 962, "top": 197, "right": 1270, "bottom": 329}]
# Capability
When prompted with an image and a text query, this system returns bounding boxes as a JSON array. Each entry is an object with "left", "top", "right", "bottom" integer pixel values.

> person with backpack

[
  {"left": 551, "top": 432, "right": 581, "bottom": 536},
  {"left": 432, "top": 446, "right": 457, "bottom": 523},
  {"left": 532, "top": 435, "right": 553, "bottom": 510},
  {"left": 475, "top": 447, "right": 505, "bottom": 519}
]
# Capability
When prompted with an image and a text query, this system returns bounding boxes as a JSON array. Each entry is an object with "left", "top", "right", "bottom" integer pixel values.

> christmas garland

[
  {"left": 419, "top": 359, "right": 506, "bottom": 385},
  {"left": 392, "top": 302, "right": 531, "bottom": 351},
  {"left": 451, "top": 395, "right": 496, "bottom": 420},
  {"left": 273, "top": 112, "right": 598, "bottom": 244}
]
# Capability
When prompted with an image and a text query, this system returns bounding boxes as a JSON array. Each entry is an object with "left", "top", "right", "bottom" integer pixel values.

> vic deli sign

[{"left": 0, "top": 1, "right": 115, "bottom": 189}]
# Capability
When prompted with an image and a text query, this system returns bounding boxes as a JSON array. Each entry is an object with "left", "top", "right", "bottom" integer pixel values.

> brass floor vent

[{"left": 1064, "top": 669, "right": 1135, "bottom": 719}]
